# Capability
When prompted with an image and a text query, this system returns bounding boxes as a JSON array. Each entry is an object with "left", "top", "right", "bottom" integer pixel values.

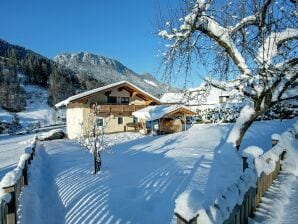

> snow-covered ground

[
  {"left": 0, "top": 84, "right": 61, "bottom": 129},
  {"left": 0, "top": 133, "right": 37, "bottom": 179},
  {"left": 249, "top": 172, "right": 298, "bottom": 224},
  {"left": 249, "top": 124, "right": 298, "bottom": 224},
  {"left": 12, "top": 118, "right": 296, "bottom": 224},
  {"left": 18, "top": 85, "right": 56, "bottom": 127}
]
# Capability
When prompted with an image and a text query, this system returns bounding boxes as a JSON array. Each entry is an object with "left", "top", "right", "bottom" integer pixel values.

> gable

[{"left": 55, "top": 81, "right": 161, "bottom": 108}]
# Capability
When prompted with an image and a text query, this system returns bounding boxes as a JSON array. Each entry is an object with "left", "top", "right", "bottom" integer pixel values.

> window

[
  {"left": 121, "top": 97, "right": 129, "bottom": 104},
  {"left": 107, "top": 96, "right": 117, "bottom": 104},
  {"left": 96, "top": 117, "right": 104, "bottom": 127},
  {"left": 118, "top": 117, "right": 123, "bottom": 125},
  {"left": 133, "top": 116, "right": 138, "bottom": 123},
  {"left": 219, "top": 96, "right": 229, "bottom": 103}
]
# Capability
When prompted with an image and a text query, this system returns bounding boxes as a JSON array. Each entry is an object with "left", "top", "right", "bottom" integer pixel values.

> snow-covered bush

[
  {"left": 197, "top": 102, "right": 297, "bottom": 124},
  {"left": 197, "top": 104, "right": 241, "bottom": 123}
]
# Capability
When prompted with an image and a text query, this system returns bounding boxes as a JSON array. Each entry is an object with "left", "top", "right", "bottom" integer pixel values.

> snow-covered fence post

[
  {"left": 1, "top": 169, "right": 22, "bottom": 224},
  {"left": 31, "top": 135, "right": 38, "bottom": 158},
  {"left": 0, "top": 198, "right": 8, "bottom": 224},
  {"left": 21, "top": 158, "right": 29, "bottom": 186},
  {"left": 242, "top": 157, "right": 249, "bottom": 172},
  {"left": 175, "top": 213, "right": 197, "bottom": 224},
  {"left": 271, "top": 134, "right": 280, "bottom": 147}
]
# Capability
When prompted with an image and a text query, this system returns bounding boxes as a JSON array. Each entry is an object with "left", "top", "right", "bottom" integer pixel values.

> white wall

[{"left": 66, "top": 107, "right": 84, "bottom": 139}]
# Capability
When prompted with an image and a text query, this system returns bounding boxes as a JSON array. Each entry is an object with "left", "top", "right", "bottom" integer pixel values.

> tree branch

[
  {"left": 197, "top": 17, "right": 251, "bottom": 76},
  {"left": 229, "top": 0, "right": 272, "bottom": 34},
  {"left": 258, "top": 28, "right": 298, "bottom": 65}
]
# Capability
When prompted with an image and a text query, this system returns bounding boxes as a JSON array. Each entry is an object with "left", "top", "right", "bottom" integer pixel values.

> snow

[
  {"left": 132, "top": 105, "right": 193, "bottom": 121},
  {"left": 0, "top": 167, "right": 22, "bottom": 188},
  {"left": 160, "top": 92, "right": 184, "bottom": 104},
  {"left": 80, "top": 132, "right": 144, "bottom": 150},
  {"left": 18, "top": 85, "right": 56, "bottom": 127},
  {"left": 160, "top": 83, "right": 240, "bottom": 113},
  {"left": 249, "top": 173, "right": 297, "bottom": 224},
  {"left": 144, "top": 79, "right": 158, "bottom": 87},
  {"left": 0, "top": 133, "right": 38, "bottom": 180},
  {"left": 14, "top": 119, "right": 296, "bottom": 224},
  {"left": 227, "top": 104, "right": 255, "bottom": 146},
  {"left": 175, "top": 119, "right": 297, "bottom": 222},
  {"left": 38, "top": 128, "right": 65, "bottom": 141},
  {"left": 271, "top": 133, "right": 281, "bottom": 141},
  {"left": 17, "top": 153, "right": 31, "bottom": 169},
  {"left": 0, "top": 84, "right": 59, "bottom": 130},
  {"left": 257, "top": 28, "right": 298, "bottom": 65},
  {"left": 160, "top": 1, "right": 251, "bottom": 76},
  {"left": 0, "top": 135, "right": 37, "bottom": 188},
  {"left": 0, "top": 107, "right": 13, "bottom": 123},
  {"left": 242, "top": 146, "right": 264, "bottom": 159},
  {"left": 0, "top": 118, "right": 294, "bottom": 223},
  {"left": 206, "top": 18, "right": 251, "bottom": 75},
  {"left": 250, "top": 124, "right": 298, "bottom": 224},
  {"left": 279, "top": 132, "right": 298, "bottom": 176},
  {"left": 55, "top": 81, "right": 161, "bottom": 108},
  {"left": 0, "top": 188, "right": 11, "bottom": 203},
  {"left": 230, "top": 15, "right": 257, "bottom": 33}
]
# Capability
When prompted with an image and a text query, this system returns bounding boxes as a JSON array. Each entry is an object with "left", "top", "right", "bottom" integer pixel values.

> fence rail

[
  {"left": 0, "top": 137, "right": 38, "bottom": 224},
  {"left": 222, "top": 153, "right": 283, "bottom": 224},
  {"left": 175, "top": 127, "right": 297, "bottom": 224}
]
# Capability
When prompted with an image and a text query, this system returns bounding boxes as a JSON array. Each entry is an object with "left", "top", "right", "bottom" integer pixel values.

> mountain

[
  {"left": 0, "top": 38, "right": 176, "bottom": 121},
  {"left": 54, "top": 52, "right": 176, "bottom": 97},
  {"left": 0, "top": 39, "right": 105, "bottom": 109}
]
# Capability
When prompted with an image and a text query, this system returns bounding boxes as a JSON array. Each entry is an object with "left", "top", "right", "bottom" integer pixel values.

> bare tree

[
  {"left": 80, "top": 103, "right": 111, "bottom": 174},
  {"left": 159, "top": 0, "right": 298, "bottom": 149}
]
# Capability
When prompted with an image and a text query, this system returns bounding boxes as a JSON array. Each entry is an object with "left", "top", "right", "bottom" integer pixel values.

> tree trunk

[{"left": 235, "top": 115, "right": 257, "bottom": 150}]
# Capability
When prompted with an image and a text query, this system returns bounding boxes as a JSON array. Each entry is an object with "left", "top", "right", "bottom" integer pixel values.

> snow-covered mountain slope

[
  {"left": 0, "top": 84, "right": 62, "bottom": 129},
  {"left": 54, "top": 52, "right": 177, "bottom": 97},
  {"left": 18, "top": 85, "right": 57, "bottom": 127}
]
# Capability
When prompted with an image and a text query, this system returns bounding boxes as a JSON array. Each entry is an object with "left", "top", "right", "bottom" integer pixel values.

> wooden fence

[
  {"left": 0, "top": 138, "right": 37, "bottom": 224},
  {"left": 176, "top": 129, "right": 296, "bottom": 224},
  {"left": 222, "top": 151, "right": 284, "bottom": 224}
]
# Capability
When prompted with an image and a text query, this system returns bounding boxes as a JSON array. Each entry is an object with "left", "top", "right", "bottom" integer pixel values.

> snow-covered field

[{"left": 4, "top": 118, "right": 293, "bottom": 224}]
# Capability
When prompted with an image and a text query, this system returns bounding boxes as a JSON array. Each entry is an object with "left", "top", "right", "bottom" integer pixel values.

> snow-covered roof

[
  {"left": 132, "top": 105, "right": 195, "bottom": 121},
  {"left": 161, "top": 84, "right": 237, "bottom": 106},
  {"left": 160, "top": 92, "right": 184, "bottom": 104},
  {"left": 55, "top": 81, "right": 161, "bottom": 108}
]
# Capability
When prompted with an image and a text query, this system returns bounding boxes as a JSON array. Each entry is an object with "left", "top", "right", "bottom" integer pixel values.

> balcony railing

[{"left": 95, "top": 104, "right": 146, "bottom": 114}]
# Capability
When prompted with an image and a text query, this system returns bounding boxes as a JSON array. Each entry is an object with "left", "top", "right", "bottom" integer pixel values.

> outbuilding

[{"left": 132, "top": 105, "right": 195, "bottom": 135}]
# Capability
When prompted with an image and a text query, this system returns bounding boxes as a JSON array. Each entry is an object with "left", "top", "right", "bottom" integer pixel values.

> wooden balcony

[{"left": 95, "top": 104, "right": 146, "bottom": 115}]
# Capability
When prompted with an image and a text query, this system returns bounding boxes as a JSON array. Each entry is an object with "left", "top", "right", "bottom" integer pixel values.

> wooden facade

[
  {"left": 133, "top": 105, "right": 196, "bottom": 135},
  {"left": 95, "top": 104, "right": 146, "bottom": 116}
]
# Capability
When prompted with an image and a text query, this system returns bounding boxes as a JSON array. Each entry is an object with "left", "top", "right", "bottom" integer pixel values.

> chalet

[
  {"left": 55, "top": 81, "right": 161, "bottom": 139},
  {"left": 132, "top": 105, "right": 195, "bottom": 135}
]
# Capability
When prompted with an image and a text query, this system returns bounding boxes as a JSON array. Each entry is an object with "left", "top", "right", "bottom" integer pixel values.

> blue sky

[{"left": 0, "top": 0, "right": 203, "bottom": 87}]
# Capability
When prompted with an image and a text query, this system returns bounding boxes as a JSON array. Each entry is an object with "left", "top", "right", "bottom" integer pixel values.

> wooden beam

[
  {"left": 135, "top": 93, "right": 147, "bottom": 100},
  {"left": 105, "top": 91, "right": 111, "bottom": 96},
  {"left": 131, "top": 91, "right": 138, "bottom": 98}
]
